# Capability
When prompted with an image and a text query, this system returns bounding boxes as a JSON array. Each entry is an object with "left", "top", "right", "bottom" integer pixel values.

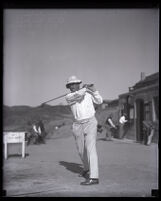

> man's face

[{"left": 68, "top": 83, "right": 80, "bottom": 92}]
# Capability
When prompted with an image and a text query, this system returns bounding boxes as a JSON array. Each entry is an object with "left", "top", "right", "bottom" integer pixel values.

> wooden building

[{"left": 118, "top": 72, "right": 159, "bottom": 143}]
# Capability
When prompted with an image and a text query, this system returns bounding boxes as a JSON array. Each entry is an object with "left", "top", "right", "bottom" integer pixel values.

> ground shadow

[
  {"left": 97, "top": 137, "right": 112, "bottom": 141},
  {"left": 59, "top": 161, "right": 83, "bottom": 175},
  {"left": 7, "top": 153, "right": 29, "bottom": 158},
  {"left": 97, "top": 137, "right": 121, "bottom": 141}
]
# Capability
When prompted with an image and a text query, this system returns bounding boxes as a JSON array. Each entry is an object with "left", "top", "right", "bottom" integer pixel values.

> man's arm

[
  {"left": 85, "top": 85, "right": 103, "bottom": 104},
  {"left": 119, "top": 116, "right": 127, "bottom": 124},
  {"left": 38, "top": 126, "right": 41, "bottom": 134},
  {"left": 123, "top": 116, "right": 128, "bottom": 123},
  {"left": 108, "top": 118, "right": 116, "bottom": 128},
  {"left": 90, "top": 91, "right": 103, "bottom": 104},
  {"left": 65, "top": 88, "right": 86, "bottom": 105},
  {"left": 33, "top": 125, "right": 38, "bottom": 133}
]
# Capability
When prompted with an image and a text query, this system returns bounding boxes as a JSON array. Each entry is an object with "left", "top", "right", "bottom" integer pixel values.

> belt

[{"left": 74, "top": 116, "right": 95, "bottom": 124}]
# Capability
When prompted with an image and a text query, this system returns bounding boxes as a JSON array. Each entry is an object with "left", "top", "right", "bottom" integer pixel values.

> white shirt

[
  {"left": 119, "top": 115, "right": 128, "bottom": 124},
  {"left": 65, "top": 88, "right": 103, "bottom": 121},
  {"left": 33, "top": 125, "right": 41, "bottom": 134}
]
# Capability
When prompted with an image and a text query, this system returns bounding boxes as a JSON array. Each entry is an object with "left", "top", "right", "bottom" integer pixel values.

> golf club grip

[{"left": 83, "top": 84, "right": 94, "bottom": 87}]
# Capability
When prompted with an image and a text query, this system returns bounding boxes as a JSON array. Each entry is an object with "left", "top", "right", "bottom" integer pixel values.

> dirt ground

[{"left": 2, "top": 134, "right": 158, "bottom": 197}]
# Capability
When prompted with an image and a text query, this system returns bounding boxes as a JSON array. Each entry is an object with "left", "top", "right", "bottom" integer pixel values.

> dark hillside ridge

[{"left": 3, "top": 104, "right": 73, "bottom": 132}]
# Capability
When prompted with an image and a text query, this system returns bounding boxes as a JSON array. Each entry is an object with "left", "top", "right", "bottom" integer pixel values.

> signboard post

[{"left": 3, "top": 132, "right": 26, "bottom": 159}]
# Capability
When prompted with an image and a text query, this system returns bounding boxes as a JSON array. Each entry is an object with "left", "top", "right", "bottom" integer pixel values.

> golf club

[
  {"left": 40, "top": 84, "right": 94, "bottom": 107},
  {"left": 40, "top": 93, "right": 68, "bottom": 107}
]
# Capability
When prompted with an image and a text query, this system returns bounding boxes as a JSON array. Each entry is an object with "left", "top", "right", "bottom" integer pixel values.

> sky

[{"left": 3, "top": 9, "right": 159, "bottom": 107}]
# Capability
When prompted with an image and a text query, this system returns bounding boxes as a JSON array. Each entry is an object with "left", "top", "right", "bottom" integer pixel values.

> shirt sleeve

[
  {"left": 108, "top": 118, "right": 115, "bottom": 127},
  {"left": 123, "top": 116, "right": 128, "bottom": 123},
  {"left": 38, "top": 126, "right": 41, "bottom": 134},
  {"left": 119, "top": 116, "right": 127, "bottom": 124},
  {"left": 119, "top": 117, "right": 123, "bottom": 124},
  {"left": 33, "top": 125, "right": 38, "bottom": 133},
  {"left": 65, "top": 88, "right": 87, "bottom": 105},
  {"left": 89, "top": 90, "right": 103, "bottom": 104}
]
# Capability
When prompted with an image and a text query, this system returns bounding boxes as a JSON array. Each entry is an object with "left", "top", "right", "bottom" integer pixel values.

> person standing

[
  {"left": 143, "top": 120, "right": 155, "bottom": 145},
  {"left": 65, "top": 75, "right": 103, "bottom": 185},
  {"left": 119, "top": 113, "right": 128, "bottom": 139},
  {"left": 32, "top": 120, "right": 45, "bottom": 144},
  {"left": 104, "top": 114, "right": 117, "bottom": 141},
  {"left": 37, "top": 120, "right": 46, "bottom": 141}
]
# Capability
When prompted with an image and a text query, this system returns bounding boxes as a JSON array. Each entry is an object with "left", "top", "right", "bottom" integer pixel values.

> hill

[
  {"left": 3, "top": 102, "right": 120, "bottom": 140},
  {"left": 3, "top": 104, "right": 73, "bottom": 136}
]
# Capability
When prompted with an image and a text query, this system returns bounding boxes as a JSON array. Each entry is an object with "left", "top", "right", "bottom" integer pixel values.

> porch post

[
  {"left": 134, "top": 101, "right": 137, "bottom": 142},
  {"left": 152, "top": 97, "right": 156, "bottom": 122}
]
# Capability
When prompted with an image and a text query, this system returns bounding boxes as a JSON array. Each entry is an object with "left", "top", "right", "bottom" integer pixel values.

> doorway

[{"left": 136, "top": 99, "right": 144, "bottom": 142}]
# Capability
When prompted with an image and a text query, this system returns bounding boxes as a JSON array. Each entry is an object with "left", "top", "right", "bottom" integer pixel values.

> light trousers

[{"left": 72, "top": 116, "right": 99, "bottom": 179}]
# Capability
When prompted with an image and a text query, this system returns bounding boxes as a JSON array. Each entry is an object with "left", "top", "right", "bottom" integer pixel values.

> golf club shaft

[
  {"left": 41, "top": 93, "right": 68, "bottom": 105},
  {"left": 41, "top": 84, "right": 94, "bottom": 105}
]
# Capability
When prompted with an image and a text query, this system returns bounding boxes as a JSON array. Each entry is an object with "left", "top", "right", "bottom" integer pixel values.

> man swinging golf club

[{"left": 65, "top": 75, "right": 103, "bottom": 185}]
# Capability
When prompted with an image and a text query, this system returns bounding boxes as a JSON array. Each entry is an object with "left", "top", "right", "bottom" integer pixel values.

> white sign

[
  {"left": 4, "top": 132, "right": 25, "bottom": 143},
  {"left": 3, "top": 132, "right": 26, "bottom": 159}
]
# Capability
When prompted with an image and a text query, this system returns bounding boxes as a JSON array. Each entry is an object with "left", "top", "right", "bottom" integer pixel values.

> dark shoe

[
  {"left": 78, "top": 170, "right": 89, "bottom": 177},
  {"left": 80, "top": 178, "right": 99, "bottom": 185}
]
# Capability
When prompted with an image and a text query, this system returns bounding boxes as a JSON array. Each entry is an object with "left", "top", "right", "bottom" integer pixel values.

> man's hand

[
  {"left": 83, "top": 84, "right": 96, "bottom": 92},
  {"left": 87, "top": 84, "right": 96, "bottom": 92}
]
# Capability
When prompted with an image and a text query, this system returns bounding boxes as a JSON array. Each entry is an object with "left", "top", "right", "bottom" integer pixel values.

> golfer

[{"left": 65, "top": 75, "right": 103, "bottom": 185}]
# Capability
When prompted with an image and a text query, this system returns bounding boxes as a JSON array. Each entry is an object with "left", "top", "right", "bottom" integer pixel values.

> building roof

[
  {"left": 132, "top": 72, "right": 159, "bottom": 90},
  {"left": 103, "top": 99, "right": 119, "bottom": 107}
]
